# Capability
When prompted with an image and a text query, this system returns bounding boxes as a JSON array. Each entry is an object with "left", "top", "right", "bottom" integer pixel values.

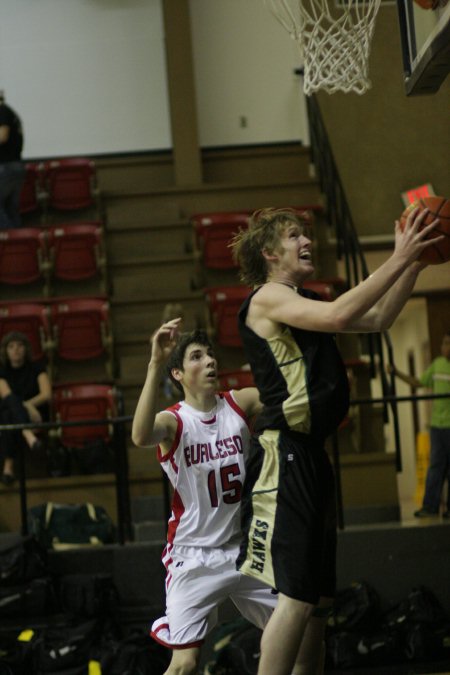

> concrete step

[
  {"left": 131, "top": 494, "right": 166, "bottom": 523},
  {"left": 106, "top": 220, "right": 193, "bottom": 262},
  {"left": 109, "top": 254, "right": 196, "bottom": 299},
  {"left": 133, "top": 520, "right": 167, "bottom": 543},
  {"left": 343, "top": 504, "right": 401, "bottom": 526},
  {"left": 110, "top": 292, "right": 205, "bottom": 339},
  {"left": 105, "top": 180, "right": 321, "bottom": 226}
]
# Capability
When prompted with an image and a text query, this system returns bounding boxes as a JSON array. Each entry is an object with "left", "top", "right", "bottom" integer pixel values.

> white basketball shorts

[{"left": 150, "top": 542, "right": 277, "bottom": 649}]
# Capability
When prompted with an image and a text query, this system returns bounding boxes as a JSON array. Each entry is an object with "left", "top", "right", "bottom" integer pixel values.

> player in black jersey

[{"left": 231, "top": 206, "right": 440, "bottom": 675}]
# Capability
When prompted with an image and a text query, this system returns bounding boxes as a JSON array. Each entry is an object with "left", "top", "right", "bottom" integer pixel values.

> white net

[{"left": 265, "top": 0, "right": 382, "bottom": 95}]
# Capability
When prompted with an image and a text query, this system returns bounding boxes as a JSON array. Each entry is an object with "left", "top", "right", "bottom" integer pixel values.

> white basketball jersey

[{"left": 158, "top": 391, "right": 250, "bottom": 548}]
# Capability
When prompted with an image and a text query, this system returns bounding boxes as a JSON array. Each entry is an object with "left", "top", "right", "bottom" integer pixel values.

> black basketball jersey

[{"left": 238, "top": 287, "right": 350, "bottom": 440}]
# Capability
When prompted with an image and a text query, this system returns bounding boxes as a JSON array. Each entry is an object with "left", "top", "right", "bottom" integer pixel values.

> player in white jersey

[
  {"left": 157, "top": 390, "right": 249, "bottom": 548},
  {"left": 132, "top": 319, "right": 283, "bottom": 675}
]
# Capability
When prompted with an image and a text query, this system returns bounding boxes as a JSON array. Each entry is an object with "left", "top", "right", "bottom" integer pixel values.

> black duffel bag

[
  {"left": 0, "top": 577, "right": 57, "bottom": 618},
  {"left": 27, "top": 502, "right": 116, "bottom": 550},
  {"left": 33, "top": 617, "right": 102, "bottom": 674},
  {"left": 0, "top": 536, "right": 48, "bottom": 586}
]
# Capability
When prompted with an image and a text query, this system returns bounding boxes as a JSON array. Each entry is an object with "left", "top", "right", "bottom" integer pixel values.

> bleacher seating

[
  {"left": 43, "top": 158, "right": 101, "bottom": 216},
  {"left": 0, "top": 302, "right": 51, "bottom": 361},
  {"left": 52, "top": 382, "right": 117, "bottom": 448},
  {"left": 19, "top": 163, "right": 44, "bottom": 218},
  {"left": 0, "top": 220, "right": 107, "bottom": 297},
  {"left": 191, "top": 211, "right": 251, "bottom": 270},
  {"left": 205, "top": 286, "right": 251, "bottom": 348},
  {"left": 219, "top": 367, "right": 254, "bottom": 390},
  {"left": 47, "top": 222, "right": 106, "bottom": 283},
  {"left": 0, "top": 228, "right": 50, "bottom": 291},
  {"left": 50, "top": 297, "right": 113, "bottom": 375}
]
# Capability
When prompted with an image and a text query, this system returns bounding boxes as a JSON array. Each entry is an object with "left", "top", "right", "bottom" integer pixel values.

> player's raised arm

[
  {"left": 252, "top": 207, "right": 440, "bottom": 335},
  {"left": 131, "top": 318, "right": 182, "bottom": 448}
]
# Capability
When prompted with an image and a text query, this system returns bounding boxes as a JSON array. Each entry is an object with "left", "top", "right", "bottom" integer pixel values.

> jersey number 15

[{"left": 207, "top": 463, "right": 242, "bottom": 507}]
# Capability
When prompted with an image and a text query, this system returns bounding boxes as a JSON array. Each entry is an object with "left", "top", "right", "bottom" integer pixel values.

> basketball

[{"left": 400, "top": 196, "right": 450, "bottom": 265}]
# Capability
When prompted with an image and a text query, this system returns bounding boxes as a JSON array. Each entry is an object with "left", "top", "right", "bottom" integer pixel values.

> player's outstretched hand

[
  {"left": 150, "top": 317, "right": 183, "bottom": 366},
  {"left": 394, "top": 206, "right": 444, "bottom": 264}
]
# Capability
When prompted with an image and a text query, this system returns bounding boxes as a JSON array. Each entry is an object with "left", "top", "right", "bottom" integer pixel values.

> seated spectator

[{"left": 0, "top": 331, "right": 51, "bottom": 485}]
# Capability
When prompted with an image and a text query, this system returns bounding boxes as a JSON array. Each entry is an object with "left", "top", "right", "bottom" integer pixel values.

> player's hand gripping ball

[{"left": 400, "top": 196, "right": 450, "bottom": 265}]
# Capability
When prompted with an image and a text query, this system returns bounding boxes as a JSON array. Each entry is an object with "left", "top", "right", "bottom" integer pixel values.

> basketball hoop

[{"left": 265, "top": 0, "right": 382, "bottom": 95}]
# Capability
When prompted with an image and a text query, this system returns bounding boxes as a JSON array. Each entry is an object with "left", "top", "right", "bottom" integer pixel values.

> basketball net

[{"left": 265, "top": 0, "right": 382, "bottom": 95}]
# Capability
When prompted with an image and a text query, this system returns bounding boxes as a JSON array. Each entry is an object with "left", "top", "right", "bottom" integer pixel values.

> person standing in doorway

[{"left": 390, "top": 331, "right": 450, "bottom": 518}]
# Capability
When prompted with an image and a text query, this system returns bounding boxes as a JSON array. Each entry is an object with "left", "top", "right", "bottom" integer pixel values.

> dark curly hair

[
  {"left": 0, "top": 331, "right": 33, "bottom": 366},
  {"left": 166, "top": 329, "right": 214, "bottom": 395}
]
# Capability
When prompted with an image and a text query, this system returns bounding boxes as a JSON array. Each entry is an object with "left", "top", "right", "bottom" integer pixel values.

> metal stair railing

[{"left": 305, "top": 94, "right": 403, "bottom": 473}]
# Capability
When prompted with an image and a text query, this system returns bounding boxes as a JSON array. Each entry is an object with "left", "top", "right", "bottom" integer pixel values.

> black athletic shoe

[
  {"left": 414, "top": 507, "right": 439, "bottom": 518},
  {"left": 1, "top": 473, "right": 15, "bottom": 486},
  {"left": 442, "top": 511, "right": 450, "bottom": 519}
]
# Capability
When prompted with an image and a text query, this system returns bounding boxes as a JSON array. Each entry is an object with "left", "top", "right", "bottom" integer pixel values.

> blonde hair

[{"left": 230, "top": 207, "right": 309, "bottom": 286}]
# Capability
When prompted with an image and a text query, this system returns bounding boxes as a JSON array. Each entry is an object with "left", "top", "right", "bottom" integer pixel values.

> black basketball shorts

[{"left": 237, "top": 429, "right": 337, "bottom": 604}]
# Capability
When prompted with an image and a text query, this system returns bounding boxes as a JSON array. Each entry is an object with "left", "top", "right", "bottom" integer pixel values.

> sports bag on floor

[
  {"left": 27, "top": 503, "right": 116, "bottom": 550},
  {"left": 328, "top": 580, "right": 380, "bottom": 633},
  {"left": 97, "top": 630, "right": 170, "bottom": 675},
  {"left": 34, "top": 617, "right": 102, "bottom": 674},
  {"left": 0, "top": 536, "right": 48, "bottom": 586},
  {"left": 0, "top": 577, "right": 57, "bottom": 618},
  {"left": 58, "top": 573, "right": 119, "bottom": 619},
  {"left": 204, "top": 617, "right": 262, "bottom": 675}
]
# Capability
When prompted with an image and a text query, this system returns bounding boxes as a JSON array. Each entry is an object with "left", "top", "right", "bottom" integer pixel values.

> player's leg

[
  {"left": 292, "top": 597, "right": 333, "bottom": 675},
  {"left": 257, "top": 592, "right": 313, "bottom": 675},
  {"left": 231, "top": 572, "right": 277, "bottom": 629},
  {"left": 152, "top": 545, "right": 241, "bottom": 673},
  {"left": 163, "top": 646, "right": 200, "bottom": 675},
  {"left": 445, "top": 429, "right": 450, "bottom": 516},
  {"left": 291, "top": 452, "right": 336, "bottom": 674},
  {"left": 420, "top": 427, "right": 447, "bottom": 513}
]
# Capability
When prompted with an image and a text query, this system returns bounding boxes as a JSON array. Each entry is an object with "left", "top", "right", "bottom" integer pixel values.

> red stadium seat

[
  {"left": 47, "top": 222, "right": 105, "bottom": 281},
  {"left": 19, "top": 163, "right": 44, "bottom": 216},
  {"left": 52, "top": 382, "right": 117, "bottom": 448},
  {"left": 205, "top": 286, "right": 250, "bottom": 348},
  {"left": 0, "top": 228, "right": 49, "bottom": 287},
  {"left": 43, "top": 158, "right": 100, "bottom": 212},
  {"left": 191, "top": 212, "right": 251, "bottom": 269},
  {"left": 0, "top": 302, "right": 51, "bottom": 361},
  {"left": 50, "top": 297, "right": 112, "bottom": 362},
  {"left": 218, "top": 367, "right": 255, "bottom": 390}
]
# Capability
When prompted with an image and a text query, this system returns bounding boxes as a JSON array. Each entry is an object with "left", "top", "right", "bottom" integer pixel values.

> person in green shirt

[{"left": 390, "top": 331, "right": 450, "bottom": 518}]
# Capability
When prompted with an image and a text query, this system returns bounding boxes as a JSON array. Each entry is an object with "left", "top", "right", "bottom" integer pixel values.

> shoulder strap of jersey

[{"left": 220, "top": 390, "right": 249, "bottom": 425}]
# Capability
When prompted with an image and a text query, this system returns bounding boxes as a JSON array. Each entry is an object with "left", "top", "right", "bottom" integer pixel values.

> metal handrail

[
  {"left": 1, "top": 407, "right": 132, "bottom": 545},
  {"left": 304, "top": 93, "right": 403, "bottom": 471},
  {"left": 4, "top": 389, "right": 449, "bottom": 535}
]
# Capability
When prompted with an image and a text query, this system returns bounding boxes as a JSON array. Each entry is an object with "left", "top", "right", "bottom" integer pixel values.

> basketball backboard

[{"left": 397, "top": 0, "right": 450, "bottom": 95}]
